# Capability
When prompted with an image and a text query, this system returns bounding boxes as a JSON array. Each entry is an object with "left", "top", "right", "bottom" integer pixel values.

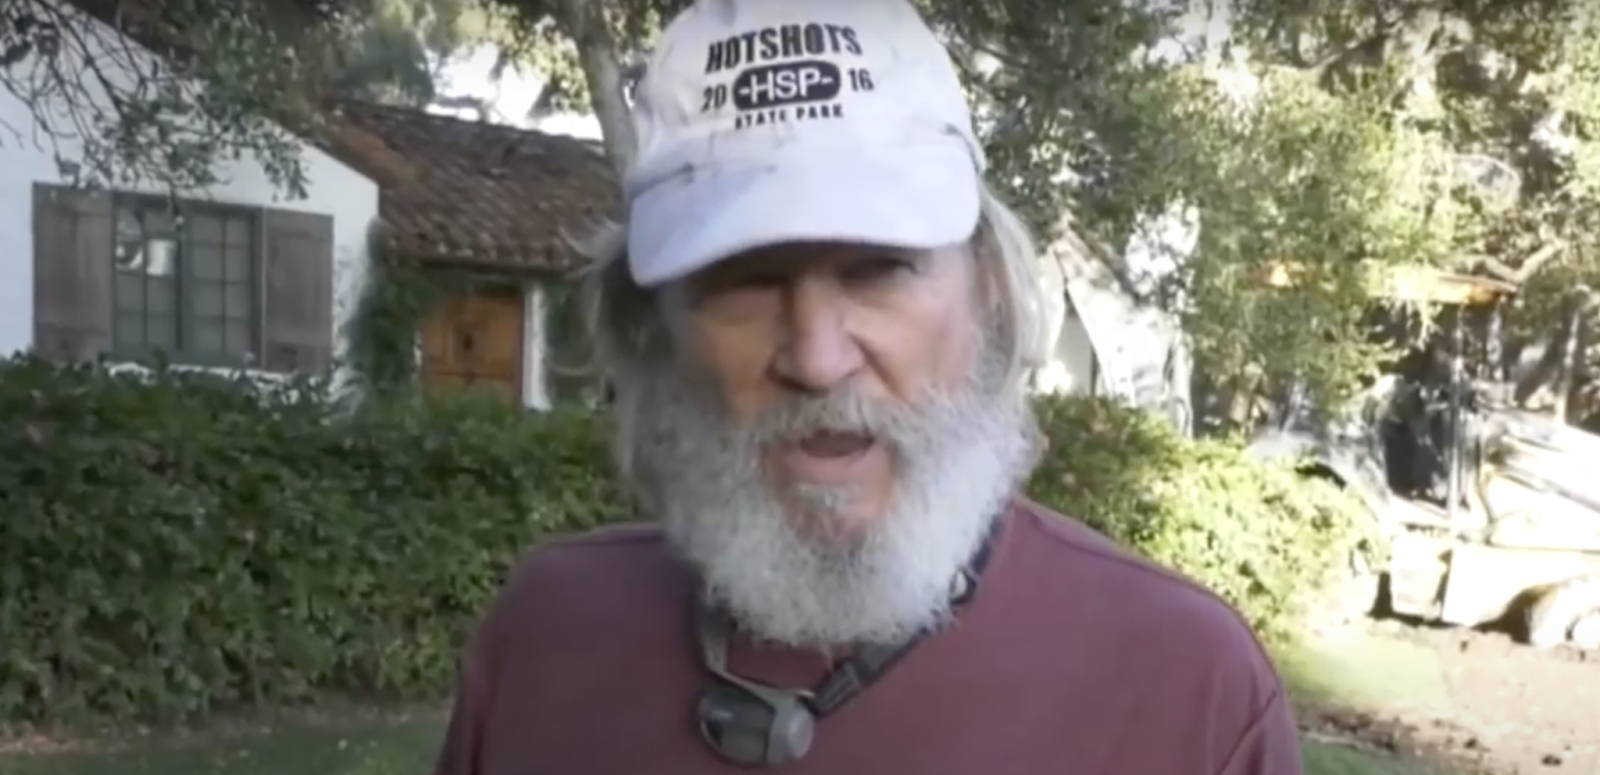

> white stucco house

[
  {"left": 1031, "top": 212, "right": 1195, "bottom": 436},
  {"left": 318, "top": 102, "right": 615, "bottom": 409},
  {"left": 1, "top": 0, "right": 376, "bottom": 382},
  {"left": 2, "top": 0, "right": 615, "bottom": 410}
]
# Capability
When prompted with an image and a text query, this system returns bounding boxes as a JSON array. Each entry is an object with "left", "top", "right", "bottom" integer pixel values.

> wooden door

[{"left": 420, "top": 287, "right": 524, "bottom": 403}]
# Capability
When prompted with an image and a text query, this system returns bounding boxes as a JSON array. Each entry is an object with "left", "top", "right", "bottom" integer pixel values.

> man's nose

[{"left": 771, "top": 277, "right": 864, "bottom": 393}]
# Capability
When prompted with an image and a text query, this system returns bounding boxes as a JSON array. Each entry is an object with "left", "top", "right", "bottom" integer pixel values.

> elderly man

[{"left": 433, "top": 0, "right": 1302, "bottom": 773}]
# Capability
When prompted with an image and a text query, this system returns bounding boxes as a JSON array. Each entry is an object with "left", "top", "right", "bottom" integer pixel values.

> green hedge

[
  {"left": 0, "top": 356, "right": 627, "bottom": 725},
  {"left": 1027, "top": 396, "right": 1374, "bottom": 642},
  {"left": 0, "top": 356, "right": 1367, "bottom": 727}
]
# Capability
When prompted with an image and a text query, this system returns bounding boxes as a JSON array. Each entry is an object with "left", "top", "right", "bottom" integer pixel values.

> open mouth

[
  {"left": 797, "top": 431, "right": 874, "bottom": 458},
  {"left": 774, "top": 431, "right": 881, "bottom": 484}
]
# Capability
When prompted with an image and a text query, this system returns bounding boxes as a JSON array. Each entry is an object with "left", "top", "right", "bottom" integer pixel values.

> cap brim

[{"left": 626, "top": 143, "right": 980, "bottom": 287}]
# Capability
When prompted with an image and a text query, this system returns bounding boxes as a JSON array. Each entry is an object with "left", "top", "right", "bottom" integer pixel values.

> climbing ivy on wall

[
  {"left": 345, "top": 255, "right": 470, "bottom": 391},
  {"left": 345, "top": 252, "right": 604, "bottom": 404},
  {"left": 541, "top": 279, "right": 606, "bottom": 404}
]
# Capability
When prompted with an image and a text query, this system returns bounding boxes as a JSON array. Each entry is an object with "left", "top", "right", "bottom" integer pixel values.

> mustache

[{"left": 744, "top": 384, "right": 938, "bottom": 446}]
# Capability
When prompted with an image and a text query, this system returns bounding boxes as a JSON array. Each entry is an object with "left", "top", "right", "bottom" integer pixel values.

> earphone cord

[
  {"left": 805, "top": 637, "right": 925, "bottom": 716},
  {"left": 800, "top": 528, "right": 998, "bottom": 718}
]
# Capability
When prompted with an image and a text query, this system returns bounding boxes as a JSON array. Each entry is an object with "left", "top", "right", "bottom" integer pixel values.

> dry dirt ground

[{"left": 1297, "top": 617, "right": 1599, "bottom": 775}]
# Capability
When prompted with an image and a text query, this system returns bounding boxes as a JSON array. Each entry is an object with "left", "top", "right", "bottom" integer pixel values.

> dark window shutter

[
  {"left": 261, "top": 208, "right": 334, "bottom": 373},
  {"left": 32, "top": 184, "right": 114, "bottom": 362}
]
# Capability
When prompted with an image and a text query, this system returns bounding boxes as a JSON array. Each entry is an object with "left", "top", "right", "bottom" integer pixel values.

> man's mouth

[
  {"left": 796, "top": 431, "right": 874, "bottom": 458},
  {"left": 773, "top": 431, "right": 881, "bottom": 484}
]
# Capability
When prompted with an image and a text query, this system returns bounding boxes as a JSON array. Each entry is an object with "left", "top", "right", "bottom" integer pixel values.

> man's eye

[
  {"left": 700, "top": 273, "right": 784, "bottom": 298},
  {"left": 737, "top": 273, "right": 790, "bottom": 288},
  {"left": 839, "top": 257, "right": 914, "bottom": 284},
  {"left": 690, "top": 273, "right": 785, "bottom": 311}
]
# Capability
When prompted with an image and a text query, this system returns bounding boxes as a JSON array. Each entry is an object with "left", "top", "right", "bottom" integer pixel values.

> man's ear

[
  {"left": 967, "top": 218, "right": 991, "bottom": 257},
  {"left": 967, "top": 220, "right": 1004, "bottom": 313}
]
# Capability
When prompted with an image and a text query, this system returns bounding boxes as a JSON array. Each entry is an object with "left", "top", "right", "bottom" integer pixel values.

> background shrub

[
  {"left": 0, "top": 357, "right": 1369, "bottom": 727},
  {"left": 0, "top": 355, "right": 627, "bottom": 725},
  {"left": 1027, "top": 395, "right": 1375, "bottom": 642}
]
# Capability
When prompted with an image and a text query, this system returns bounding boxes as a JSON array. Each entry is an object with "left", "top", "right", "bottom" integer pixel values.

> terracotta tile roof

[
  {"left": 51, "top": 2, "right": 614, "bottom": 273},
  {"left": 320, "top": 102, "right": 619, "bottom": 274}
]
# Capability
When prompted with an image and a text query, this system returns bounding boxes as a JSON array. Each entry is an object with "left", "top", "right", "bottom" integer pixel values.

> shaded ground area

[
  {"left": 0, "top": 706, "right": 447, "bottom": 775},
  {"left": 6, "top": 619, "right": 1591, "bottom": 775},
  {"left": 0, "top": 713, "right": 1451, "bottom": 775},
  {"left": 1286, "top": 619, "right": 1599, "bottom": 775}
]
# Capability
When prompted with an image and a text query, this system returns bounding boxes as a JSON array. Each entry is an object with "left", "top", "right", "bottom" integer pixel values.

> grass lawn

[
  {"left": 1301, "top": 742, "right": 1456, "bottom": 775},
  {"left": 1, "top": 717, "right": 1449, "bottom": 775},
  {"left": 0, "top": 716, "right": 440, "bottom": 775},
  {"left": 1278, "top": 627, "right": 1461, "bottom": 775},
  {"left": 0, "top": 628, "right": 1464, "bottom": 775},
  {"left": 1275, "top": 628, "right": 1451, "bottom": 714}
]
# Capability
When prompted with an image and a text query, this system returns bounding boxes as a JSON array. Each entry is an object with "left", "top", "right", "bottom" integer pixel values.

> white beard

[{"left": 626, "top": 351, "right": 1038, "bottom": 648}]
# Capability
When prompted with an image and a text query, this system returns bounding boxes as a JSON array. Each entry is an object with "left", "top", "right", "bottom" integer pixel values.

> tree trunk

[{"left": 553, "top": 0, "right": 636, "bottom": 176}]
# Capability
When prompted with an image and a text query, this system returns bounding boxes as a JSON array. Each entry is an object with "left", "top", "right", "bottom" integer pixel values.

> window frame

[{"left": 108, "top": 193, "right": 264, "bottom": 369}]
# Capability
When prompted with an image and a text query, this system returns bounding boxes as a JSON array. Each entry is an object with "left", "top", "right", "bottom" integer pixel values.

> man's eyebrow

[{"left": 839, "top": 247, "right": 922, "bottom": 262}]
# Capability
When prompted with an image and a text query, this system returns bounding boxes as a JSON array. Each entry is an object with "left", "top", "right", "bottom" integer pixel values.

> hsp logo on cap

[{"left": 699, "top": 22, "right": 875, "bottom": 131}]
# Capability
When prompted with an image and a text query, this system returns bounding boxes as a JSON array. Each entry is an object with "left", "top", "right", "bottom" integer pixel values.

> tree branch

[
  {"left": 550, "top": 0, "right": 633, "bottom": 176},
  {"left": 1464, "top": 240, "right": 1568, "bottom": 283}
]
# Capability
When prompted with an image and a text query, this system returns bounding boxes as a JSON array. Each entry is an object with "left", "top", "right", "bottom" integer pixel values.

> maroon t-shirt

[{"left": 434, "top": 498, "right": 1302, "bottom": 774}]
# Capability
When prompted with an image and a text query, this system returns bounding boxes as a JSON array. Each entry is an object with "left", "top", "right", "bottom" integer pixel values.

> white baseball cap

[{"left": 623, "top": 0, "right": 985, "bottom": 287}]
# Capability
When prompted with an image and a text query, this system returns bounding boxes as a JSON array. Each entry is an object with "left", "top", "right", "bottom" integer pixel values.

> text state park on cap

[{"left": 699, "top": 22, "right": 872, "bottom": 131}]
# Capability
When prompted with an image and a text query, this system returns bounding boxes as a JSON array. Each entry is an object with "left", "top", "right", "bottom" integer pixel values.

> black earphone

[
  {"left": 694, "top": 605, "right": 826, "bottom": 767},
  {"left": 693, "top": 536, "right": 993, "bottom": 767}
]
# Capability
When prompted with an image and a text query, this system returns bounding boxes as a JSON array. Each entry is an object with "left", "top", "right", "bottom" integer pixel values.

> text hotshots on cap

[{"left": 698, "top": 22, "right": 875, "bottom": 131}]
